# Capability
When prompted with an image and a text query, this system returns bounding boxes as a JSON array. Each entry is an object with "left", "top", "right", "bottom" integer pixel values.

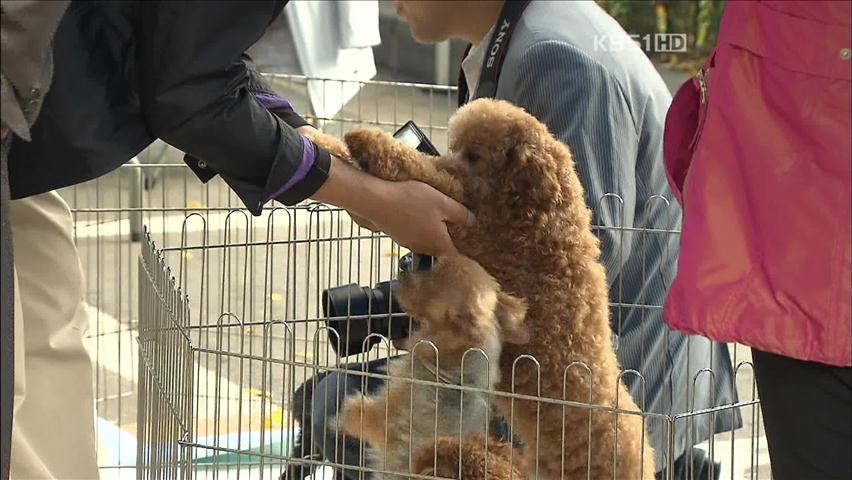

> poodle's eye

[{"left": 466, "top": 151, "right": 480, "bottom": 164}]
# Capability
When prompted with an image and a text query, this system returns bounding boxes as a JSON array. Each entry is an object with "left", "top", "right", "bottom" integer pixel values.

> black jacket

[{"left": 8, "top": 0, "right": 331, "bottom": 214}]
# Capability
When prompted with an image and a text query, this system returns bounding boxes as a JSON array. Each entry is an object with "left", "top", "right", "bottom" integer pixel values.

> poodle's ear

[
  {"left": 495, "top": 292, "right": 529, "bottom": 344},
  {"left": 503, "top": 139, "right": 565, "bottom": 212},
  {"left": 450, "top": 99, "right": 568, "bottom": 212}
]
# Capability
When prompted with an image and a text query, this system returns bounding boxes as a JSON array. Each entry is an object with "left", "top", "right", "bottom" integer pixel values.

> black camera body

[
  {"left": 392, "top": 121, "right": 440, "bottom": 156},
  {"left": 322, "top": 122, "right": 439, "bottom": 356}
]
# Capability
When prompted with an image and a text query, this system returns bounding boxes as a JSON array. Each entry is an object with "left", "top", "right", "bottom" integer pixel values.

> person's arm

[
  {"left": 135, "top": 1, "right": 468, "bottom": 256},
  {"left": 513, "top": 40, "right": 639, "bottom": 286},
  {"left": 245, "top": 72, "right": 471, "bottom": 251},
  {"left": 242, "top": 54, "right": 313, "bottom": 130},
  {"left": 135, "top": 1, "right": 328, "bottom": 214}
]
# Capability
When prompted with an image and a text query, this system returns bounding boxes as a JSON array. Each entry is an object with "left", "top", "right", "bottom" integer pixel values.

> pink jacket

[{"left": 663, "top": 1, "right": 851, "bottom": 367}]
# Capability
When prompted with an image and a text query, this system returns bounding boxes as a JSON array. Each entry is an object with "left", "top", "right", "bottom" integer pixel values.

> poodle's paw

[
  {"left": 301, "top": 128, "right": 352, "bottom": 165},
  {"left": 410, "top": 437, "right": 458, "bottom": 478},
  {"left": 343, "top": 127, "right": 417, "bottom": 181},
  {"left": 412, "top": 435, "right": 527, "bottom": 479},
  {"left": 343, "top": 127, "right": 388, "bottom": 171}
]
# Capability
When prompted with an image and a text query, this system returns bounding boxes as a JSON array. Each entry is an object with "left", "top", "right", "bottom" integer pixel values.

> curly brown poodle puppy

[
  {"left": 343, "top": 98, "right": 656, "bottom": 480},
  {"left": 412, "top": 435, "right": 527, "bottom": 479},
  {"left": 338, "top": 255, "right": 529, "bottom": 479}
]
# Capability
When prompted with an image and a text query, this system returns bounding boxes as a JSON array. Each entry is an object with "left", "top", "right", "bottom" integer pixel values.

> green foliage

[
  {"left": 695, "top": 0, "right": 725, "bottom": 48},
  {"left": 596, "top": 0, "right": 726, "bottom": 63}
]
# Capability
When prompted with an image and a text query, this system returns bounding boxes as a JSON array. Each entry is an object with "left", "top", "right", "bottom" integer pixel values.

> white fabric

[
  {"left": 338, "top": 1, "right": 381, "bottom": 49},
  {"left": 285, "top": 0, "right": 381, "bottom": 121},
  {"left": 461, "top": 23, "right": 496, "bottom": 102},
  {"left": 10, "top": 192, "right": 98, "bottom": 480}
]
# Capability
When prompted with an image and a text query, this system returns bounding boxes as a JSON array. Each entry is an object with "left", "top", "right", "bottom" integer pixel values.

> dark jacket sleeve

[
  {"left": 135, "top": 0, "right": 330, "bottom": 214},
  {"left": 243, "top": 54, "right": 312, "bottom": 130}
]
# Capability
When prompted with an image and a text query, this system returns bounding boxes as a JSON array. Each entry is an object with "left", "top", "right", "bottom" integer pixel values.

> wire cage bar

[
  {"left": 134, "top": 202, "right": 765, "bottom": 480},
  {"left": 56, "top": 74, "right": 768, "bottom": 480}
]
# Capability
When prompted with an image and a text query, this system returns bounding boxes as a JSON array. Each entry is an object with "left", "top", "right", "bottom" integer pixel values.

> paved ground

[{"left": 62, "top": 67, "right": 770, "bottom": 480}]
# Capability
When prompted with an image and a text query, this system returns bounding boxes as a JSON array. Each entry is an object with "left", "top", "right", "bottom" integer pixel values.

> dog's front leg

[
  {"left": 411, "top": 435, "right": 529, "bottom": 479},
  {"left": 344, "top": 128, "right": 466, "bottom": 202},
  {"left": 340, "top": 392, "right": 388, "bottom": 450},
  {"left": 300, "top": 127, "right": 353, "bottom": 166}
]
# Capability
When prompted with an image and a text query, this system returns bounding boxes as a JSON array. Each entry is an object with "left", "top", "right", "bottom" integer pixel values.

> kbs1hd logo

[{"left": 594, "top": 33, "right": 687, "bottom": 53}]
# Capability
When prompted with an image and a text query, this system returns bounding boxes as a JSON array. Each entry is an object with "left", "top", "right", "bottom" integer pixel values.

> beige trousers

[{"left": 9, "top": 191, "right": 98, "bottom": 480}]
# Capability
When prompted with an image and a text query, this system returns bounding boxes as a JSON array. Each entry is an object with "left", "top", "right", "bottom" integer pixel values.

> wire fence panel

[
  {"left": 61, "top": 75, "right": 456, "bottom": 479},
  {"left": 59, "top": 75, "right": 768, "bottom": 480},
  {"left": 135, "top": 206, "right": 766, "bottom": 480}
]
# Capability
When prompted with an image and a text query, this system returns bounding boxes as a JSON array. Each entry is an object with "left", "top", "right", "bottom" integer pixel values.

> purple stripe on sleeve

[
  {"left": 268, "top": 135, "right": 315, "bottom": 201},
  {"left": 254, "top": 92, "right": 295, "bottom": 111}
]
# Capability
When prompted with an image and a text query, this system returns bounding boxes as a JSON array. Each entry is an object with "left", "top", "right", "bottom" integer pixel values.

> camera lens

[
  {"left": 322, "top": 253, "right": 434, "bottom": 357},
  {"left": 322, "top": 281, "right": 410, "bottom": 356}
]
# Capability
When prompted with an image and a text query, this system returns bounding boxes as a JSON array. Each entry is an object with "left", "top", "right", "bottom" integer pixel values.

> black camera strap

[{"left": 457, "top": 0, "right": 532, "bottom": 106}]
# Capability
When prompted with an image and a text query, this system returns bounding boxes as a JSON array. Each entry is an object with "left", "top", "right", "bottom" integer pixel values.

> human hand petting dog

[
  {"left": 298, "top": 124, "right": 473, "bottom": 255},
  {"left": 311, "top": 155, "right": 474, "bottom": 258},
  {"left": 371, "top": 179, "right": 473, "bottom": 256}
]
